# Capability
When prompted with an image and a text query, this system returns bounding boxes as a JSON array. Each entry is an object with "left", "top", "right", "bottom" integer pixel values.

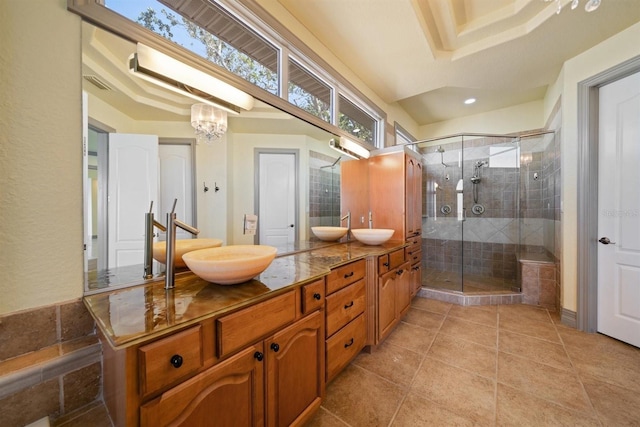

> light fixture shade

[
  {"left": 191, "top": 103, "right": 227, "bottom": 144},
  {"left": 129, "top": 43, "right": 254, "bottom": 113},
  {"left": 329, "top": 137, "right": 370, "bottom": 159}
]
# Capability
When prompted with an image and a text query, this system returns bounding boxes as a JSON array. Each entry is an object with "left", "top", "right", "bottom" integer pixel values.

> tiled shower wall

[{"left": 308, "top": 151, "right": 341, "bottom": 235}]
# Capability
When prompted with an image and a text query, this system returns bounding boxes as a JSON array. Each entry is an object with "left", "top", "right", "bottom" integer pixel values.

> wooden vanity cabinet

[{"left": 324, "top": 259, "right": 367, "bottom": 383}]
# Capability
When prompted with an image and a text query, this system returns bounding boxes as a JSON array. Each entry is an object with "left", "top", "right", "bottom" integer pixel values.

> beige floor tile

[
  {"left": 384, "top": 321, "right": 437, "bottom": 354},
  {"left": 581, "top": 373, "right": 640, "bottom": 426},
  {"left": 392, "top": 393, "right": 479, "bottom": 426},
  {"left": 323, "top": 364, "right": 405, "bottom": 427},
  {"left": 410, "top": 297, "right": 452, "bottom": 315},
  {"left": 402, "top": 308, "right": 445, "bottom": 331},
  {"left": 498, "top": 304, "right": 552, "bottom": 324},
  {"left": 498, "top": 329, "right": 571, "bottom": 370},
  {"left": 306, "top": 407, "right": 350, "bottom": 427},
  {"left": 496, "top": 384, "right": 600, "bottom": 427},
  {"left": 563, "top": 339, "right": 640, "bottom": 393},
  {"left": 428, "top": 333, "right": 497, "bottom": 379},
  {"left": 353, "top": 341, "right": 422, "bottom": 386},
  {"left": 440, "top": 317, "right": 498, "bottom": 348},
  {"left": 497, "top": 352, "right": 593, "bottom": 414},
  {"left": 448, "top": 305, "right": 498, "bottom": 328},
  {"left": 410, "top": 357, "right": 496, "bottom": 425},
  {"left": 499, "top": 312, "right": 561, "bottom": 343}
]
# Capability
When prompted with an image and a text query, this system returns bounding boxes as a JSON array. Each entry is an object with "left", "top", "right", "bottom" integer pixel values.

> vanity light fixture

[
  {"left": 191, "top": 103, "right": 227, "bottom": 144},
  {"left": 464, "top": 98, "right": 476, "bottom": 105},
  {"left": 329, "top": 137, "right": 370, "bottom": 160},
  {"left": 129, "top": 43, "right": 254, "bottom": 114}
]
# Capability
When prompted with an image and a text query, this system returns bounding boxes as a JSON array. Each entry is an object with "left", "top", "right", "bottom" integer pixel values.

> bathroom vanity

[{"left": 84, "top": 240, "right": 411, "bottom": 427}]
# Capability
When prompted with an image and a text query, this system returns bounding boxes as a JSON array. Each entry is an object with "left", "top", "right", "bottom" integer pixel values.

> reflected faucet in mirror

[
  {"left": 165, "top": 199, "right": 200, "bottom": 289},
  {"left": 341, "top": 211, "right": 351, "bottom": 241},
  {"left": 144, "top": 201, "right": 167, "bottom": 280}
]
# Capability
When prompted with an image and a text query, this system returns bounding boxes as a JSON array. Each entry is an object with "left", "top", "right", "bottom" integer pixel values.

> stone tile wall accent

[
  {"left": 309, "top": 151, "right": 341, "bottom": 231},
  {"left": 0, "top": 299, "right": 102, "bottom": 427}
]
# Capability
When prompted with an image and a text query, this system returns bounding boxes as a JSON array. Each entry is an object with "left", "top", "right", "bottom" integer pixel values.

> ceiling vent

[{"left": 83, "top": 74, "right": 113, "bottom": 91}]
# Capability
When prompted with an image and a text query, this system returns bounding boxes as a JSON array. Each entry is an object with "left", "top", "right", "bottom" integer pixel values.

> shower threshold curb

[{"left": 417, "top": 287, "right": 523, "bottom": 306}]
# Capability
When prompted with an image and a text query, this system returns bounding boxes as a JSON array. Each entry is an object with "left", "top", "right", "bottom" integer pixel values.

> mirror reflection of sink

[
  {"left": 311, "top": 226, "right": 348, "bottom": 242},
  {"left": 153, "top": 238, "right": 223, "bottom": 268},
  {"left": 351, "top": 229, "right": 395, "bottom": 245},
  {"left": 182, "top": 245, "right": 277, "bottom": 285}
]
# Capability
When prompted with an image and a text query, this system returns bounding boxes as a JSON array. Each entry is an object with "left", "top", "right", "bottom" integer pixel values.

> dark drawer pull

[
  {"left": 344, "top": 301, "right": 354, "bottom": 309},
  {"left": 344, "top": 338, "right": 354, "bottom": 348},
  {"left": 254, "top": 351, "right": 264, "bottom": 362},
  {"left": 344, "top": 272, "right": 354, "bottom": 279},
  {"left": 270, "top": 343, "right": 280, "bottom": 352},
  {"left": 313, "top": 293, "right": 322, "bottom": 300},
  {"left": 170, "top": 354, "right": 183, "bottom": 368},
  {"left": 396, "top": 269, "right": 404, "bottom": 275},
  {"left": 383, "top": 262, "right": 389, "bottom": 267}
]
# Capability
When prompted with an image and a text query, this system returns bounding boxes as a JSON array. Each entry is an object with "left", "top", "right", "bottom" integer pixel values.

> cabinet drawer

[
  {"left": 217, "top": 291, "right": 296, "bottom": 358},
  {"left": 325, "top": 279, "right": 366, "bottom": 337},
  {"left": 301, "top": 278, "right": 325, "bottom": 315},
  {"left": 138, "top": 326, "right": 203, "bottom": 396},
  {"left": 326, "top": 314, "right": 366, "bottom": 382},
  {"left": 326, "top": 259, "right": 366, "bottom": 295},
  {"left": 406, "top": 236, "right": 421, "bottom": 247},
  {"left": 406, "top": 248, "right": 421, "bottom": 264}
]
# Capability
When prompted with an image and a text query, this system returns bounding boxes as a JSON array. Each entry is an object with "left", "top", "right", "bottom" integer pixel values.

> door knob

[
  {"left": 598, "top": 237, "right": 616, "bottom": 245},
  {"left": 289, "top": 224, "right": 294, "bottom": 228}
]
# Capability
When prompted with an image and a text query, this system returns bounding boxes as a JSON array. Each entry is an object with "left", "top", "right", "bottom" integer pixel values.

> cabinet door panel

[
  {"left": 266, "top": 311, "right": 324, "bottom": 427},
  {"left": 140, "top": 344, "right": 264, "bottom": 427},
  {"left": 396, "top": 262, "right": 412, "bottom": 318},
  {"left": 378, "top": 270, "right": 397, "bottom": 341}
]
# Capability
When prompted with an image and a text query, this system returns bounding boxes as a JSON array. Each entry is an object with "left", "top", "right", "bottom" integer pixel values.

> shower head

[{"left": 436, "top": 146, "right": 445, "bottom": 153}]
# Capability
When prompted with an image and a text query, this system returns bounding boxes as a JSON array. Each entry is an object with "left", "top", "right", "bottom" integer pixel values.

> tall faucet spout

[
  {"left": 165, "top": 199, "right": 200, "bottom": 289},
  {"left": 144, "top": 201, "right": 167, "bottom": 279},
  {"left": 340, "top": 211, "right": 351, "bottom": 241}
]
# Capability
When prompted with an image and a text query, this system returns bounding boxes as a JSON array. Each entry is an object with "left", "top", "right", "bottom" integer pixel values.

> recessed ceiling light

[{"left": 464, "top": 98, "right": 476, "bottom": 105}]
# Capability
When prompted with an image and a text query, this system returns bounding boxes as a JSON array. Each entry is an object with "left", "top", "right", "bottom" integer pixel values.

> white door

[
  {"left": 108, "top": 133, "right": 159, "bottom": 268},
  {"left": 597, "top": 71, "right": 640, "bottom": 347},
  {"left": 258, "top": 152, "right": 296, "bottom": 247},
  {"left": 158, "top": 143, "right": 194, "bottom": 241}
]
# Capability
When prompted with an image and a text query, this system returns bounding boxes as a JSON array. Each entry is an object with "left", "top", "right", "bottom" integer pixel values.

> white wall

[
  {"left": 0, "top": 0, "right": 83, "bottom": 314},
  {"left": 555, "top": 21, "right": 640, "bottom": 312}
]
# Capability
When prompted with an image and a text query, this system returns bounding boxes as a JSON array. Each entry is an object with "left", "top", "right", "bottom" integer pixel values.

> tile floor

[
  {"left": 307, "top": 298, "right": 640, "bottom": 426},
  {"left": 55, "top": 297, "right": 640, "bottom": 426}
]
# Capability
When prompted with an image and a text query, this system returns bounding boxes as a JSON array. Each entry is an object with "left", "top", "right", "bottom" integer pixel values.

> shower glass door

[
  {"left": 421, "top": 135, "right": 464, "bottom": 292},
  {"left": 461, "top": 135, "right": 520, "bottom": 292}
]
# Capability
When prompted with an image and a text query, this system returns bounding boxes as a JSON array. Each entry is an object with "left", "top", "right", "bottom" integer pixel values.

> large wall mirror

[{"left": 83, "top": 22, "right": 345, "bottom": 293}]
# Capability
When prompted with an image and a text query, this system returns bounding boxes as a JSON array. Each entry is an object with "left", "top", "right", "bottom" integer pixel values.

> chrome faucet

[
  {"left": 340, "top": 210, "right": 351, "bottom": 240},
  {"left": 165, "top": 199, "right": 199, "bottom": 289},
  {"left": 144, "top": 201, "right": 167, "bottom": 279},
  {"left": 368, "top": 211, "right": 373, "bottom": 229}
]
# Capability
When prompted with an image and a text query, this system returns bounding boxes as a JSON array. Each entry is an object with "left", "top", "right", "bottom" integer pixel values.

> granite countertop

[{"left": 84, "top": 240, "right": 406, "bottom": 350}]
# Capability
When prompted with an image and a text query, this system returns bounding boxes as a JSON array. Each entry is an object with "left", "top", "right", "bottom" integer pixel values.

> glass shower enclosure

[{"left": 419, "top": 134, "right": 522, "bottom": 293}]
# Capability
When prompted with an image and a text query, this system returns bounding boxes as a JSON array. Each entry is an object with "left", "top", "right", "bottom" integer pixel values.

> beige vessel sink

[
  {"left": 311, "top": 226, "right": 348, "bottom": 242},
  {"left": 351, "top": 228, "right": 394, "bottom": 245},
  {"left": 153, "top": 238, "right": 223, "bottom": 268},
  {"left": 182, "top": 245, "right": 277, "bottom": 285}
]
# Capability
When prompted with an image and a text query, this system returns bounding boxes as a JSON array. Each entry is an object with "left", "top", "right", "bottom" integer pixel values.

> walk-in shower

[{"left": 410, "top": 132, "right": 557, "bottom": 294}]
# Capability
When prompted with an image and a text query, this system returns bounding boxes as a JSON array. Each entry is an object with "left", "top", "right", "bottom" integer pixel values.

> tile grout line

[{"left": 385, "top": 300, "right": 448, "bottom": 426}]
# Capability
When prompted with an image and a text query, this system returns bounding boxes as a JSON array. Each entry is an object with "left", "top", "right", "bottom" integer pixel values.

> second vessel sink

[
  {"left": 153, "top": 238, "right": 223, "bottom": 268},
  {"left": 311, "top": 226, "right": 348, "bottom": 241},
  {"left": 351, "top": 228, "right": 395, "bottom": 245},
  {"left": 182, "top": 245, "right": 277, "bottom": 285}
]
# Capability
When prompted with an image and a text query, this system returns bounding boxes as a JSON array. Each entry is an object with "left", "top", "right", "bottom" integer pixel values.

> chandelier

[
  {"left": 190, "top": 103, "right": 228, "bottom": 144},
  {"left": 546, "top": 0, "right": 601, "bottom": 14}
]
